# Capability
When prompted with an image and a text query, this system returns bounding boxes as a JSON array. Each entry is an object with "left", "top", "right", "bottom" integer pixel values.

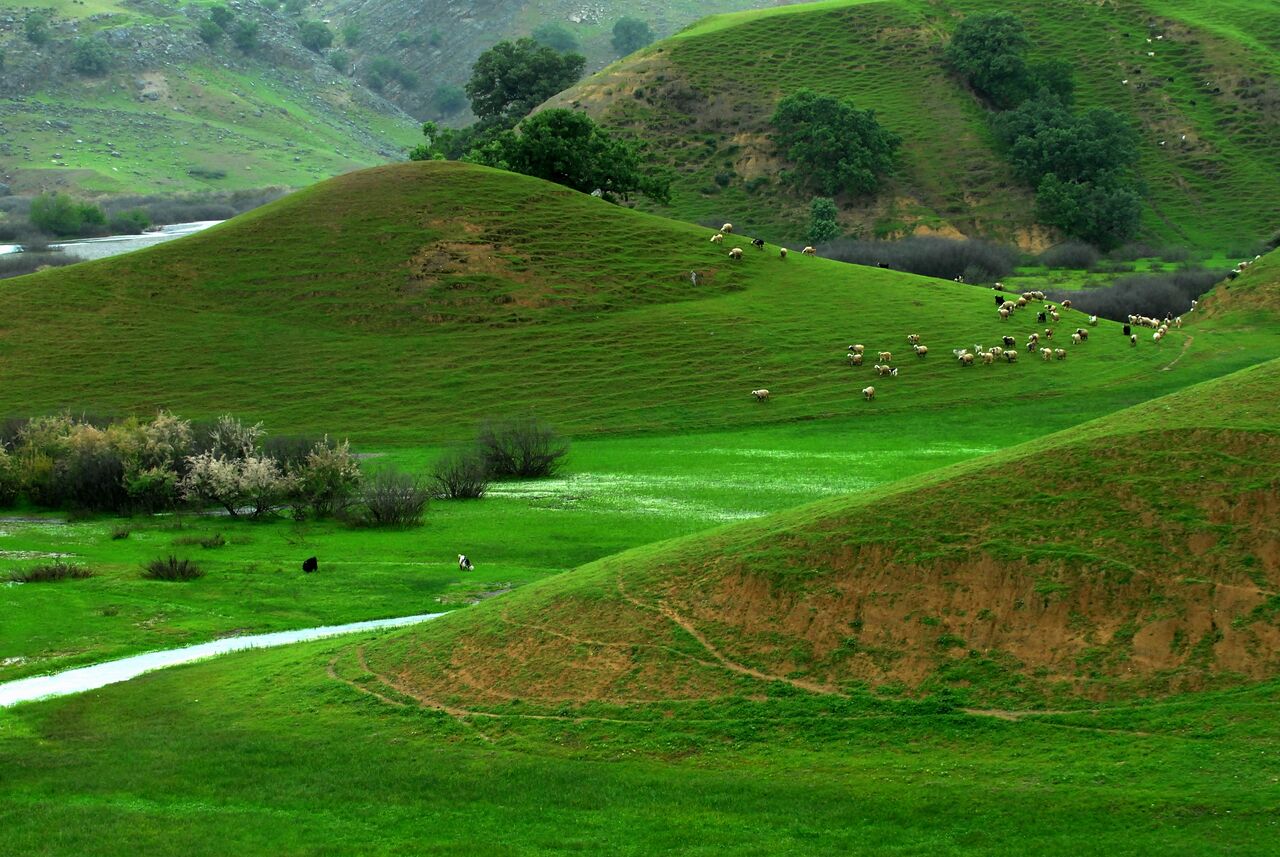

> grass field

[
  {"left": 0, "top": 159, "right": 1277, "bottom": 853},
  {"left": 546, "top": 0, "right": 1280, "bottom": 251}
]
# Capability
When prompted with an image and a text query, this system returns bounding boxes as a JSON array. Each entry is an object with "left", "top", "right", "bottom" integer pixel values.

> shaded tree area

[{"left": 770, "top": 89, "right": 901, "bottom": 197}]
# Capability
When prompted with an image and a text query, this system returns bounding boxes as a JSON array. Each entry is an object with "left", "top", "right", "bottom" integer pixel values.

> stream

[
  {"left": 0, "top": 612, "right": 443, "bottom": 708},
  {"left": 0, "top": 220, "right": 223, "bottom": 262}
]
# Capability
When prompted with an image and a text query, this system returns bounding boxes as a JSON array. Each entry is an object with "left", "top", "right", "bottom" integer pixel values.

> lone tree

[
  {"left": 807, "top": 197, "right": 841, "bottom": 245},
  {"left": 468, "top": 109, "right": 671, "bottom": 203},
  {"left": 71, "top": 37, "right": 112, "bottom": 76},
  {"left": 771, "top": 89, "right": 901, "bottom": 197},
  {"left": 611, "top": 17, "right": 655, "bottom": 56},
  {"left": 532, "top": 22, "right": 580, "bottom": 54},
  {"left": 299, "top": 21, "right": 334, "bottom": 53},
  {"left": 465, "top": 38, "right": 585, "bottom": 123}
]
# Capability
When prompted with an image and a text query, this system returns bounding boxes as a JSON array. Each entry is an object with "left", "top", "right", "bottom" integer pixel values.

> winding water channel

[{"left": 0, "top": 612, "right": 443, "bottom": 708}]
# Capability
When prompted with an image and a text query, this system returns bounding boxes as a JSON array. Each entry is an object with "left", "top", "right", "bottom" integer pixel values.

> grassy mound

[
  {"left": 1198, "top": 248, "right": 1280, "bottom": 323},
  {"left": 2, "top": 160, "right": 1272, "bottom": 443},
  {"left": 361, "top": 357, "right": 1280, "bottom": 708},
  {"left": 545, "top": 0, "right": 1280, "bottom": 249}
]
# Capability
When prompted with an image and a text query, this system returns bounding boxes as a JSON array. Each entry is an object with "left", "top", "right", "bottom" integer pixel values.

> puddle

[{"left": 0, "top": 612, "right": 444, "bottom": 708}]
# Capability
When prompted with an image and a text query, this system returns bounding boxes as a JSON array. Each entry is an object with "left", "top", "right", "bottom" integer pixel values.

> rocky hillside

[
  {"left": 543, "top": 0, "right": 1280, "bottom": 251},
  {"left": 0, "top": 0, "right": 419, "bottom": 195}
]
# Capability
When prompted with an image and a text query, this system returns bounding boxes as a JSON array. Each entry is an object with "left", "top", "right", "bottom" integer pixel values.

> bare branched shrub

[
  {"left": 819, "top": 236, "right": 1019, "bottom": 283},
  {"left": 1047, "top": 269, "right": 1226, "bottom": 322},
  {"left": 359, "top": 468, "right": 430, "bottom": 526},
  {"left": 141, "top": 556, "right": 205, "bottom": 581},
  {"left": 476, "top": 416, "right": 569, "bottom": 479},
  {"left": 1038, "top": 241, "right": 1099, "bottom": 269},
  {"left": 430, "top": 447, "right": 490, "bottom": 499}
]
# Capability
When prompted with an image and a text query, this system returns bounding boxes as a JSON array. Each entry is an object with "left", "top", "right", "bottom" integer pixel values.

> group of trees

[
  {"left": 771, "top": 89, "right": 901, "bottom": 198},
  {"left": 25, "top": 193, "right": 151, "bottom": 238},
  {"left": 197, "top": 5, "right": 259, "bottom": 54},
  {"left": 410, "top": 37, "right": 670, "bottom": 203},
  {"left": 947, "top": 12, "right": 1142, "bottom": 248}
]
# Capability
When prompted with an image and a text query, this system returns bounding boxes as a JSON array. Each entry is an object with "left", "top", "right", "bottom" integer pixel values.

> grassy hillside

[
  {"left": 363, "top": 356, "right": 1280, "bottom": 709},
  {"left": 0, "top": 0, "right": 419, "bottom": 195},
  {"left": 545, "top": 0, "right": 1280, "bottom": 250},
  {"left": 2, "top": 161, "right": 1274, "bottom": 443}
]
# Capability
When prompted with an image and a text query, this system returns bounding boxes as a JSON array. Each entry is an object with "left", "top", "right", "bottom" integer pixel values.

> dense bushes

[
  {"left": 9, "top": 562, "right": 94, "bottom": 583},
  {"left": 820, "top": 236, "right": 1018, "bottom": 283},
  {"left": 359, "top": 469, "right": 430, "bottom": 526},
  {"left": 807, "top": 198, "right": 840, "bottom": 245},
  {"left": 1038, "top": 241, "right": 1100, "bottom": 269},
  {"left": 1047, "top": 269, "right": 1226, "bottom": 322},
  {"left": 612, "top": 18, "right": 655, "bottom": 56},
  {"left": 142, "top": 556, "right": 205, "bottom": 581},
  {"left": 430, "top": 448, "right": 490, "bottom": 499},
  {"left": 29, "top": 193, "right": 106, "bottom": 238},
  {"left": 944, "top": 12, "right": 1073, "bottom": 109},
  {"left": 771, "top": 89, "right": 901, "bottom": 197},
  {"left": 70, "top": 37, "right": 112, "bottom": 76},
  {"left": 476, "top": 416, "right": 569, "bottom": 479}
]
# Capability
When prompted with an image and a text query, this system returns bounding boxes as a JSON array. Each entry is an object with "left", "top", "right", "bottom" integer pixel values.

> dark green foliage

[
  {"left": 475, "top": 415, "right": 568, "bottom": 479},
  {"left": 198, "top": 18, "right": 223, "bottom": 47},
  {"left": 612, "top": 17, "right": 655, "bottom": 56},
  {"left": 807, "top": 197, "right": 840, "bottom": 245},
  {"left": 433, "top": 84, "right": 466, "bottom": 116},
  {"left": 142, "top": 556, "right": 205, "bottom": 581},
  {"left": 367, "top": 56, "right": 417, "bottom": 92},
  {"left": 468, "top": 109, "right": 671, "bottom": 203},
  {"left": 9, "top": 562, "right": 94, "bottom": 583},
  {"left": 465, "top": 39, "right": 585, "bottom": 122},
  {"left": 230, "top": 20, "right": 259, "bottom": 54},
  {"left": 209, "top": 6, "right": 235, "bottom": 30},
  {"left": 71, "top": 37, "right": 112, "bottom": 77},
  {"left": 532, "top": 22, "right": 579, "bottom": 54},
  {"left": 283, "top": 0, "right": 305, "bottom": 15},
  {"left": 430, "top": 447, "right": 490, "bottom": 499},
  {"left": 29, "top": 193, "right": 106, "bottom": 238},
  {"left": 110, "top": 526, "right": 131, "bottom": 540},
  {"left": 341, "top": 23, "right": 362, "bottom": 48},
  {"left": 821, "top": 236, "right": 1018, "bottom": 282},
  {"left": 107, "top": 209, "right": 150, "bottom": 235},
  {"left": 1038, "top": 241, "right": 1100, "bottom": 269},
  {"left": 24, "top": 11, "right": 51, "bottom": 47},
  {"left": 299, "top": 21, "right": 334, "bottom": 53},
  {"left": 771, "top": 89, "right": 901, "bottom": 197},
  {"left": 0, "top": 48, "right": 6, "bottom": 71},
  {"left": 944, "top": 12, "right": 1032, "bottom": 109},
  {"left": 409, "top": 119, "right": 513, "bottom": 161},
  {"left": 359, "top": 469, "right": 430, "bottom": 526},
  {"left": 327, "top": 49, "right": 350, "bottom": 74}
]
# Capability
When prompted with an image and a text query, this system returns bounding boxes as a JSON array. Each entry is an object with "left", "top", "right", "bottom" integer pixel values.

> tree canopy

[
  {"left": 612, "top": 18, "right": 655, "bottom": 56},
  {"left": 532, "top": 22, "right": 580, "bottom": 54},
  {"left": 465, "top": 39, "right": 586, "bottom": 123},
  {"left": 299, "top": 21, "right": 334, "bottom": 53},
  {"left": 465, "top": 109, "right": 670, "bottom": 203},
  {"left": 771, "top": 89, "right": 901, "bottom": 197}
]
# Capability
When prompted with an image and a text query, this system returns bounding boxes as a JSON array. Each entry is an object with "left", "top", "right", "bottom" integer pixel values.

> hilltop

[
  {"left": 2, "top": 160, "right": 1270, "bottom": 442},
  {"left": 545, "top": 0, "right": 1280, "bottom": 250},
  {"left": 357, "top": 355, "right": 1280, "bottom": 708},
  {"left": 0, "top": 0, "right": 419, "bottom": 196}
]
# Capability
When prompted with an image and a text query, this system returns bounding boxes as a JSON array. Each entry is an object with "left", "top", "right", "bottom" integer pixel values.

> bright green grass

[
  {"left": 1, "top": 630, "right": 1277, "bottom": 854},
  {"left": 552, "top": 0, "right": 1280, "bottom": 250},
  {"left": 2, "top": 162, "right": 1274, "bottom": 445}
]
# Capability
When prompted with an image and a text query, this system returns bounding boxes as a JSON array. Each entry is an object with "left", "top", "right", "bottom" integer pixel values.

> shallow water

[
  {"left": 0, "top": 612, "right": 443, "bottom": 708},
  {"left": 0, "top": 220, "right": 222, "bottom": 261}
]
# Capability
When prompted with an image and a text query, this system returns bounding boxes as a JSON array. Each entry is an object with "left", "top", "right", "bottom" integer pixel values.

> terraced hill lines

[
  {"left": 2, "top": 161, "right": 1266, "bottom": 443},
  {"left": 355, "top": 357, "right": 1280, "bottom": 710},
  {"left": 546, "top": 0, "right": 1280, "bottom": 249}
]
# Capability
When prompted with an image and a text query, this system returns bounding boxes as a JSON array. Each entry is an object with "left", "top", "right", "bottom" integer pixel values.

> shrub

[
  {"left": 230, "top": 20, "right": 259, "bottom": 53},
  {"left": 807, "top": 197, "right": 840, "bottom": 245},
  {"left": 1047, "top": 268, "right": 1226, "bottom": 322},
  {"left": 29, "top": 193, "right": 106, "bottom": 238},
  {"left": 142, "top": 556, "right": 205, "bottom": 581},
  {"left": 180, "top": 452, "right": 295, "bottom": 518},
  {"left": 944, "top": 12, "right": 1031, "bottom": 109},
  {"left": 110, "top": 525, "right": 131, "bottom": 540},
  {"left": 0, "top": 448, "right": 18, "bottom": 507},
  {"left": 50, "top": 432, "right": 129, "bottom": 512},
  {"left": 1038, "top": 241, "right": 1099, "bottom": 269},
  {"left": 533, "top": 22, "right": 579, "bottom": 54},
  {"left": 299, "top": 21, "right": 334, "bottom": 53},
  {"left": 209, "top": 6, "right": 235, "bottom": 30},
  {"left": 24, "top": 12, "right": 51, "bottom": 47},
  {"left": 772, "top": 89, "right": 900, "bottom": 197},
  {"left": 10, "top": 562, "right": 94, "bottom": 583},
  {"left": 434, "top": 84, "right": 467, "bottom": 115},
  {"left": 71, "top": 37, "right": 113, "bottom": 76},
  {"left": 476, "top": 416, "right": 568, "bottom": 479},
  {"left": 820, "top": 236, "right": 1018, "bottom": 282},
  {"left": 108, "top": 209, "right": 150, "bottom": 235},
  {"left": 612, "top": 17, "right": 654, "bottom": 56},
  {"left": 430, "top": 447, "right": 489, "bottom": 499},
  {"left": 341, "top": 22, "right": 362, "bottom": 47},
  {"left": 262, "top": 434, "right": 319, "bottom": 469},
  {"left": 203, "top": 414, "right": 264, "bottom": 460},
  {"left": 1035, "top": 173, "right": 1142, "bottom": 251},
  {"left": 0, "top": 251, "right": 78, "bottom": 280},
  {"left": 328, "top": 49, "right": 351, "bottom": 74},
  {"left": 198, "top": 18, "right": 223, "bottom": 46},
  {"left": 359, "top": 468, "right": 430, "bottom": 526},
  {"left": 291, "top": 437, "right": 361, "bottom": 519}
]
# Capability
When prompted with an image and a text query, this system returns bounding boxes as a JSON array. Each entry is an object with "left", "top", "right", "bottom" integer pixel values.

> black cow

[{"left": 302, "top": 556, "right": 318, "bottom": 574}]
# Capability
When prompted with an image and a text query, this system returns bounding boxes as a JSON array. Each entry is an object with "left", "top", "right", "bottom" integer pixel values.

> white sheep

[
  {"left": 847, "top": 352, "right": 863, "bottom": 366},
  {"left": 751, "top": 389, "right": 770, "bottom": 401},
  {"left": 914, "top": 344, "right": 928, "bottom": 358},
  {"left": 862, "top": 386, "right": 876, "bottom": 401},
  {"left": 802, "top": 246, "right": 816, "bottom": 256},
  {"left": 1130, "top": 334, "right": 1137, "bottom": 346},
  {"left": 1089, "top": 314, "right": 1098, "bottom": 326},
  {"left": 958, "top": 352, "right": 975, "bottom": 366},
  {"left": 1054, "top": 348, "right": 1067, "bottom": 360},
  {"left": 907, "top": 334, "right": 920, "bottom": 345},
  {"left": 1062, "top": 299, "right": 1073, "bottom": 309},
  {"left": 1040, "top": 347, "right": 1053, "bottom": 361},
  {"left": 779, "top": 247, "right": 788, "bottom": 259},
  {"left": 850, "top": 344, "right": 866, "bottom": 354},
  {"left": 999, "top": 308, "right": 1010, "bottom": 321},
  {"left": 877, "top": 351, "right": 892, "bottom": 363},
  {"left": 721, "top": 223, "right": 734, "bottom": 234},
  {"left": 1071, "top": 333, "right": 1082, "bottom": 345},
  {"left": 981, "top": 351, "right": 995, "bottom": 365},
  {"left": 710, "top": 233, "right": 724, "bottom": 244},
  {"left": 1004, "top": 349, "right": 1018, "bottom": 363},
  {"left": 729, "top": 247, "right": 743, "bottom": 260}
]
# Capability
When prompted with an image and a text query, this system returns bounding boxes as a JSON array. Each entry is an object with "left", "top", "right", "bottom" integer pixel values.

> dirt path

[{"left": 1161, "top": 334, "right": 1194, "bottom": 371}]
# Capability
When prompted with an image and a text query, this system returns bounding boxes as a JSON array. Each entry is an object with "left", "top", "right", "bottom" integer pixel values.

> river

[{"left": 0, "top": 220, "right": 223, "bottom": 262}]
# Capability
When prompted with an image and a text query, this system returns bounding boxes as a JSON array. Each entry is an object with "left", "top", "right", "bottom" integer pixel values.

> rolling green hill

[
  {"left": 360, "top": 355, "right": 1280, "bottom": 709},
  {"left": 2, "top": 160, "right": 1273, "bottom": 443},
  {"left": 545, "top": 0, "right": 1280, "bottom": 250}
]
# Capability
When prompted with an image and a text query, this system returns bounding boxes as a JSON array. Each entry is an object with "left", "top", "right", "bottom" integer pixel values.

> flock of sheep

[{"left": 714, "top": 227, "right": 1186, "bottom": 407}]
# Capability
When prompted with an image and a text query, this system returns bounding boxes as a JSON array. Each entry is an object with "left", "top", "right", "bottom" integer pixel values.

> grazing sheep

[
  {"left": 914, "top": 345, "right": 928, "bottom": 358},
  {"left": 729, "top": 247, "right": 743, "bottom": 260},
  {"left": 1123, "top": 323, "right": 1132, "bottom": 335},
  {"left": 1174, "top": 316, "right": 1182, "bottom": 328},
  {"left": 1054, "top": 348, "right": 1067, "bottom": 360},
  {"left": 874, "top": 364, "right": 893, "bottom": 376},
  {"left": 1051, "top": 310, "right": 1060, "bottom": 322},
  {"left": 1071, "top": 333, "right": 1083, "bottom": 345},
  {"left": 1001, "top": 301, "right": 1018, "bottom": 311},
  {"left": 907, "top": 334, "right": 921, "bottom": 345},
  {"left": 752, "top": 237, "right": 765, "bottom": 250},
  {"left": 1044, "top": 328, "right": 1054, "bottom": 339},
  {"left": 847, "top": 352, "right": 863, "bottom": 366},
  {"left": 1075, "top": 328, "right": 1089, "bottom": 341},
  {"left": 863, "top": 386, "right": 876, "bottom": 401},
  {"left": 779, "top": 247, "right": 788, "bottom": 259},
  {"left": 721, "top": 223, "right": 734, "bottom": 233},
  {"left": 990, "top": 346, "right": 1005, "bottom": 358},
  {"left": 1130, "top": 334, "right": 1138, "bottom": 346},
  {"left": 1062, "top": 299, "right": 1073, "bottom": 308},
  {"left": 710, "top": 233, "right": 724, "bottom": 244},
  {"left": 1089, "top": 315, "right": 1098, "bottom": 326},
  {"left": 302, "top": 556, "right": 318, "bottom": 574},
  {"left": 981, "top": 351, "right": 995, "bottom": 365},
  {"left": 458, "top": 554, "right": 474, "bottom": 572},
  {"left": 1027, "top": 332, "right": 1040, "bottom": 344},
  {"left": 850, "top": 343, "right": 866, "bottom": 354},
  {"left": 751, "top": 389, "right": 770, "bottom": 401},
  {"left": 1153, "top": 331, "right": 1163, "bottom": 343},
  {"left": 1004, "top": 349, "right": 1018, "bottom": 363},
  {"left": 958, "top": 352, "right": 975, "bottom": 366},
  {"left": 877, "top": 351, "right": 892, "bottom": 363},
  {"left": 802, "top": 246, "right": 816, "bottom": 256},
  {"left": 1016, "top": 297, "right": 1028, "bottom": 308},
  {"left": 999, "top": 308, "right": 1010, "bottom": 321},
  {"left": 1037, "top": 311, "right": 1047, "bottom": 323},
  {"left": 1040, "top": 347, "right": 1053, "bottom": 361}
]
